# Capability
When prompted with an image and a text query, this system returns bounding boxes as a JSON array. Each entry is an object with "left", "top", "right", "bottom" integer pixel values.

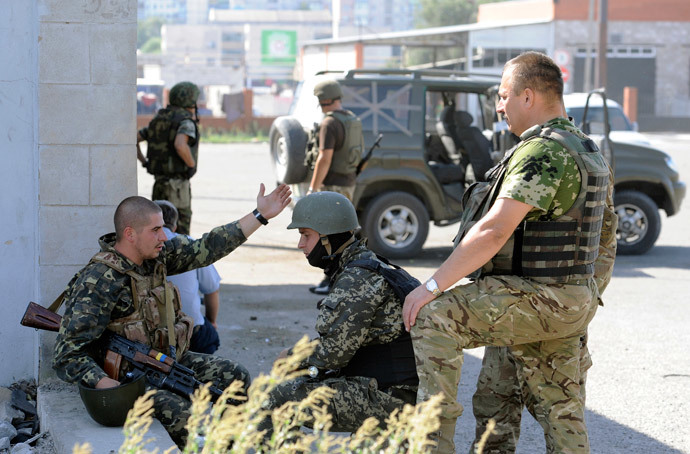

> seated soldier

[
  {"left": 53, "top": 184, "right": 291, "bottom": 447},
  {"left": 262, "top": 191, "right": 419, "bottom": 438}
]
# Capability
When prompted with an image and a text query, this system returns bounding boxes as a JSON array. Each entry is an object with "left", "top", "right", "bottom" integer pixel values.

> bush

[{"left": 71, "top": 336, "right": 445, "bottom": 454}]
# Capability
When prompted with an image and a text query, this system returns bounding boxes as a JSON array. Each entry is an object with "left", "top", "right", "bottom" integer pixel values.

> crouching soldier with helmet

[
  {"left": 261, "top": 191, "right": 419, "bottom": 439},
  {"left": 137, "top": 81, "right": 202, "bottom": 235}
]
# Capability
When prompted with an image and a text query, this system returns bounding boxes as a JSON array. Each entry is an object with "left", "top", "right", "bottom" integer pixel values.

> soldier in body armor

[
  {"left": 306, "top": 80, "right": 364, "bottom": 294},
  {"left": 402, "top": 52, "right": 615, "bottom": 453},
  {"left": 53, "top": 184, "right": 291, "bottom": 447},
  {"left": 261, "top": 192, "right": 418, "bottom": 441},
  {"left": 137, "top": 81, "right": 201, "bottom": 235}
]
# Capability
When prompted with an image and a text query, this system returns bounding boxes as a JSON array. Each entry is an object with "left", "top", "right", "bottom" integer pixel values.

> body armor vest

[
  {"left": 455, "top": 124, "right": 610, "bottom": 284},
  {"left": 338, "top": 257, "right": 420, "bottom": 389},
  {"left": 146, "top": 107, "right": 199, "bottom": 179},
  {"left": 90, "top": 252, "right": 193, "bottom": 369},
  {"left": 325, "top": 110, "right": 364, "bottom": 175}
]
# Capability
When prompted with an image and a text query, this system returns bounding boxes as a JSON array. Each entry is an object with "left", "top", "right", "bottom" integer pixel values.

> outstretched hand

[{"left": 256, "top": 183, "right": 292, "bottom": 219}]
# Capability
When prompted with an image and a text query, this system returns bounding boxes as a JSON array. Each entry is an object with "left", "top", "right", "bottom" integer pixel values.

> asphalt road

[{"left": 138, "top": 133, "right": 690, "bottom": 453}]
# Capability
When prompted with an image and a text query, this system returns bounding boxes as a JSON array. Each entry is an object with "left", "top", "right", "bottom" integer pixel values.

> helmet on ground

[
  {"left": 169, "top": 81, "right": 200, "bottom": 108},
  {"left": 313, "top": 80, "right": 343, "bottom": 102},
  {"left": 287, "top": 191, "right": 359, "bottom": 235},
  {"left": 79, "top": 373, "right": 146, "bottom": 427}
]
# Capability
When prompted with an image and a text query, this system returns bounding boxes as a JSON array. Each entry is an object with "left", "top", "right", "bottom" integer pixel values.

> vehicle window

[
  {"left": 289, "top": 80, "right": 324, "bottom": 127},
  {"left": 342, "top": 82, "right": 419, "bottom": 136},
  {"left": 566, "top": 106, "right": 633, "bottom": 132}
]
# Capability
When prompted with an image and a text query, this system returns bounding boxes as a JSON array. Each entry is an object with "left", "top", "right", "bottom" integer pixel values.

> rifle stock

[{"left": 21, "top": 301, "right": 61, "bottom": 332}]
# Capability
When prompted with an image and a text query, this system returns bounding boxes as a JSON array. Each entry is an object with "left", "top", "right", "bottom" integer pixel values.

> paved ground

[{"left": 136, "top": 133, "right": 690, "bottom": 453}]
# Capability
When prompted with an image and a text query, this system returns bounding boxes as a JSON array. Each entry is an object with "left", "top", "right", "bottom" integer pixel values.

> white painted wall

[{"left": 0, "top": 0, "right": 138, "bottom": 386}]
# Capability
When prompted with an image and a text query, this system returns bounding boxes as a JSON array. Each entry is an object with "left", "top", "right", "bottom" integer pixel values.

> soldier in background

[
  {"left": 261, "top": 192, "right": 418, "bottom": 440},
  {"left": 306, "top": 80, "right": 364, "bottom": 294},
  {"left": 402, "top": 52, "right": 615, "bottom": 453},
  {"left": 137, "top": 81, "right": 201, "bottom": 235}
]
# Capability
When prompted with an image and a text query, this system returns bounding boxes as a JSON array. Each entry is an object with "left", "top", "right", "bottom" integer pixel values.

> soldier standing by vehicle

[
  {"left": 137, "top": 81, "right": 201, "bottom": 235},
  {"left": 306, "top": 80, "right": 364, "bottom": 294},
  {"left": 261, "top": 192, "right": 418, "bottom": 440},
  {"left": 53, "top": 184, "right": 291, "bottom": 447},
  {"left": 402, "top": 52, "right": 615, "bottom": 453}
]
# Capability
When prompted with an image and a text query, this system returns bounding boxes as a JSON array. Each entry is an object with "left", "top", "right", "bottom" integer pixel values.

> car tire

[
  {"left": 269, "top": 116, "right": 309, "bottom": 184},
  {"left": 362, "top": 191, "right": 430, "bottom": 259},
  {"left": 614, "top": 190, "right": 661, "bottom": 255}
]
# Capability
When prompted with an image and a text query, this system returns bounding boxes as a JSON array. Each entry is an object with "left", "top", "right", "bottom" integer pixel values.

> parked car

[
  {"left": 269, "top": 69, "right": 685, "bottom": 258},
  {"left": 564, "top": 92, "right": 686, "bottom": 254}
]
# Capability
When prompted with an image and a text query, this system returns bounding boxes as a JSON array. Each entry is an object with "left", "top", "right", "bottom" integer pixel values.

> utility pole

[
  {"left": 596, "top": 0, "right": 608, "bottom": 89},
  {"left": 583, "top": 0, "right": 595, "bottom": 92}
]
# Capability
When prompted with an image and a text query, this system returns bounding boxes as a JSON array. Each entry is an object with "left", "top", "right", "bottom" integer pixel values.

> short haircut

[
  {"left": 505, "top": 51, "right": 563, "bottom": 103},
  {"left": 154, "top": 200, "right": 179, "bottom": 230},
  {"left": 114, "top": 196, "right": 162, "bottom": 241}
]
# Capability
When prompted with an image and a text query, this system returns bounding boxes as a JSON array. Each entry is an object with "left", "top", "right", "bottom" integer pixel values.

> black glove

[
  {"left": 186, "top": 166, "right": 197, "bottom": 179},
  {"left": 142, "top": 160, "right": 154, "bottom": 175}
]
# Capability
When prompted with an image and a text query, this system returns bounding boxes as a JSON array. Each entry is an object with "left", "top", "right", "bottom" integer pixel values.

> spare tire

[{"left": 269, "top": 116, "right": 309, "bottom": 184}]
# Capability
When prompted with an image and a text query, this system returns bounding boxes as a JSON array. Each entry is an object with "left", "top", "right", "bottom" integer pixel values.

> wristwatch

[
  {"left": 307, "top": 366, "right": 319, "bottom": 378},
  {"left": 425, "top": 278, "right": 442, "bottom": 297}
]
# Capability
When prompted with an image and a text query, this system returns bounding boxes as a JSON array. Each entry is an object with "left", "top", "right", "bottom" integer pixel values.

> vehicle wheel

[
  {"left": 269, "top": 116, "right": 308, "bottom": 184},
  {"left": 362, "top": 192, "right": 430, "bottom": 259},
  {"left": 614, "top": 190, "right": 661, "bottom": 255}
]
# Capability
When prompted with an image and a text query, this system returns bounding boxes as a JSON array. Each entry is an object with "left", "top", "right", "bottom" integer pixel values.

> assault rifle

[
  {"left": 356, "top": 133, "right": 383, "bottom": 175},
  {"left": 21, "top": 301, "right": 223, "bottom": 401}
]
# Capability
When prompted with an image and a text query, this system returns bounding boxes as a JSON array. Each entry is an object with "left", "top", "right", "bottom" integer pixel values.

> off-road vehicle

[{"left": 269, "top": 69, "right": 685, "bottom": 258}]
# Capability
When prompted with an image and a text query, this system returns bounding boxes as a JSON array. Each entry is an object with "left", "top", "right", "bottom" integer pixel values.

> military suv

[{"left": 269, "top": 69, "right": 685, "bottom": 258}]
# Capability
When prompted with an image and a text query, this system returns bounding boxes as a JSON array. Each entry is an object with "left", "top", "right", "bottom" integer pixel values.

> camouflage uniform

[
  {"left": 53, "top": 222, "right": 251, "bottom": 446},
  {"left": 471, "top": 161, "right": 618, "bottom": 454},
  {"left": 264, "top": 239, "right": 418, "bottom": 433},
  {"left": 411, "top": 118, "right": 614, "bottom": 453}
]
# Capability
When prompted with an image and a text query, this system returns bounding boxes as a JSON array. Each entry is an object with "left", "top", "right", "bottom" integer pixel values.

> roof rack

[{"left": 331, "top": 68, "right": 499, "bottom": 80}]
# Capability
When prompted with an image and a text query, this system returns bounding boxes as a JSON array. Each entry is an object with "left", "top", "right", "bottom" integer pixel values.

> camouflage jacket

[
  {"left": 307, "top": 240, "right": 407, "bottom": 371},
  {"left": 53, "top": 222, "right": 246, "bottom": 387}
]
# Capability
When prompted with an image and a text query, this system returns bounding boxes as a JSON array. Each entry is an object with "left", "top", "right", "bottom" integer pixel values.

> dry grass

[{"left": 74, "top": 336, "right": 455, "bottom": 454}]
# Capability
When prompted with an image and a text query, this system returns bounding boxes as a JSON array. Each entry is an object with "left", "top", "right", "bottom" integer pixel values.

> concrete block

[
  {"left": 39, "top": 84, "right": 136, "bottom": 145},
  {"left": 39, "top": 206, "right": 113, "bottom": 266},
  {"left": 38, "top": 0, "right": 136, "bottom": 24},
  {"left": 39, "top": 264, "right": 84, "bottom": 308},
  {"left": 39, "top": 145, "right": 90, "bottom": 206},
  {"left": 37, "top": 385, "right": 177, "bottom": 454},
  {"left": 39, "top": 23, "right": 90, "bottom": 84},
  {"left": 91, "top": 24, "right": 137, "bottom": 85},
  {"left": 90, "top": 146, "right": 138, "bottom": 206}
]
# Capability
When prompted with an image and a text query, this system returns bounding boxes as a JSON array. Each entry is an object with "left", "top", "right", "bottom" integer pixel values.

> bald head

[
  {"left": 114, "top": 196, "right": 162, "bottom": 241},
  {"left": 505, "top": 51, "right": 563, "bottom": 107}
]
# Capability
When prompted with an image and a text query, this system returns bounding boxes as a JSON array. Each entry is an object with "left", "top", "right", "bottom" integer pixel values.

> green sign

[{"left": 261, "top": 30, "right": 297, "bottom": 65}]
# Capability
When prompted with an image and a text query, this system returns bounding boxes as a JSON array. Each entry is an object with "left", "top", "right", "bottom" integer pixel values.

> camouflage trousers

[
  {"left": 410, "top": 275, "right": 598, "bottom": 454},
  {"left": 471, "top": 336, "right": 592, "bottom": 454},
  {"left": 320, "top": 184, "right": 355, "bottom": 201},
  {"left": 152, "top": 177, "right": 192, "bottom": 235},
  {"left": 150, "top": 351, "right": 251, "bottom": 447},
  {"left": 264, "top": 375, "right": 416, "bottom": 433}
]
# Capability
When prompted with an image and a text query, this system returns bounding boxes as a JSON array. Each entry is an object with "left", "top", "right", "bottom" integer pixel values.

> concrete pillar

[{"left": 0, "top": 0, "right": 138, "bottom": 385}]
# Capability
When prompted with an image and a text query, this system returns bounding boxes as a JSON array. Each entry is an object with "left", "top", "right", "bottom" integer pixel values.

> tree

[
  {"left": 137, "top": 17, "right": 166, "bottom": 51},
  {"left": 406, "top": 0, "right": 508, "bottom": 68}
]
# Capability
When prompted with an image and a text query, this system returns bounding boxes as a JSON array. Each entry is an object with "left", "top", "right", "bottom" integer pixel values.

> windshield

[{"left": 566, "top": 106, "right": 634, "bottom": 133}]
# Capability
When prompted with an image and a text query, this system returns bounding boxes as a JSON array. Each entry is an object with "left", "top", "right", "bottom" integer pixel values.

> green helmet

[
  {"left": 79, "top": 373, "right": 146, "bottom": 427},
  {"left": 169, "top": 81, "right": 200, "bottom": 108},
  {"left": 313, "top": 80, "right": 343, "bottom": 102},
  {"left": 287, "top": 192, "right": 359, "bottom": 235}
]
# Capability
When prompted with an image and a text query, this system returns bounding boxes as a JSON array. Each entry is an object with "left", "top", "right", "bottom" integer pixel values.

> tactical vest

[
  {"left": 338, "top": 256, "right": 420, "bottom": 390},
  {"left": 324, "top": 110, "right": 364, "bottom": 175},
  {"left": 146, "top": 107, "right": 199, "bottom": 179},
  {"left": 90, "top": 252, "right": 193, "bottom": 371},
  {"left": 455, "top": 124, "right": 610, "bottom": 284}
]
